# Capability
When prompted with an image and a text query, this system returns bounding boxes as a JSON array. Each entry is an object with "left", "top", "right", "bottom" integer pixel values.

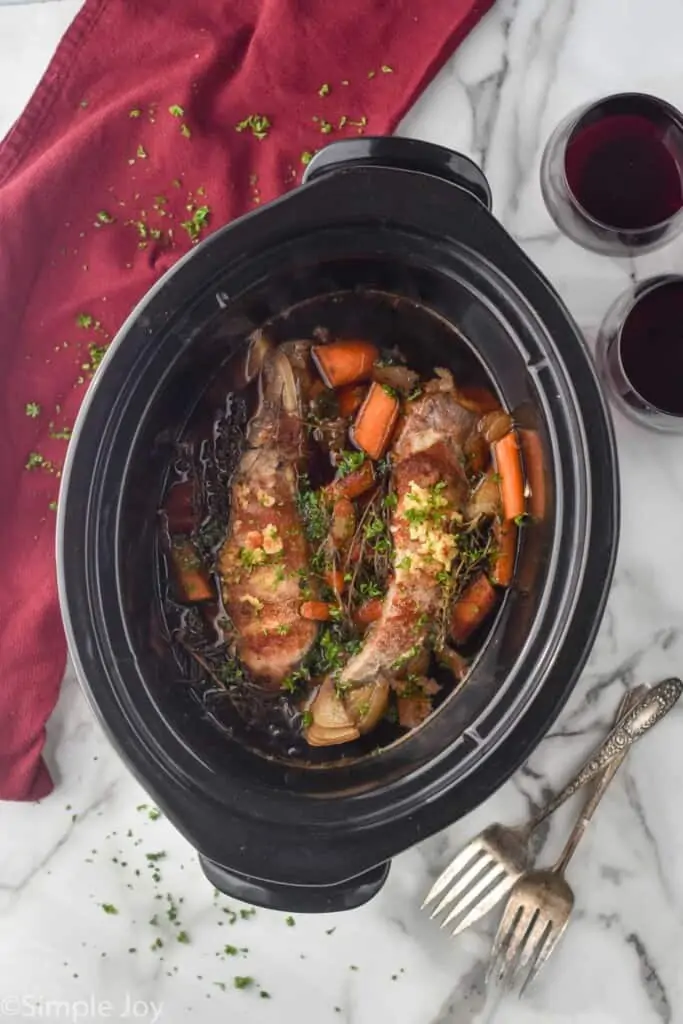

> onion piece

[
  {"left": 346, "top": 679, "right": 390, "bottom": 734},
  {"left": 466, "top": 473, "right": 501, "bottom": 522},
  {"left": 372, "top": 363, "right": 420, "bottom": 394},
  {"left": 479, "top": 410, "right": 513, "bottom": 445}
]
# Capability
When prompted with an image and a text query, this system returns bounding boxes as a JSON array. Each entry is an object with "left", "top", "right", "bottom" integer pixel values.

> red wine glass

[
  {"left": 595, "top": 275, "right": 683, "bottom": 432},
  {"left": 541, "top": 93, "right": 683, "bottom": 255}
]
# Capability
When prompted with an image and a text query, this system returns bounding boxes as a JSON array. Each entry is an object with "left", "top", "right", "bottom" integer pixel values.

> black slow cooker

[{"left": 57, "top": 138, "right": 619, "bottom": 913}]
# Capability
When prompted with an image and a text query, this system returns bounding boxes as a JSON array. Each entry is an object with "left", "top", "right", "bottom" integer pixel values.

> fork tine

[
  {"left": 440, "top": 861, "right": 509, "bottom": 931},
  {"left": 496, "top": 903, "right": 539, "bottom": 993},
  {"left": 512, "top": 912, "right": 553, "bottom": 989},
  {"left": 422, "top": 840, "right": 487, "bottom": 908},
  {"left": 451, "top": 872, "right": 520, "bottom": 937},
  {"left": 520, "top": 917, "right": 570, "bottom": 994},
  {"left": 487, "top": 900, "right": 523, "bottom": 984},
  {"left": 429, "top": 851, "right": 494, "bottom": 918}
]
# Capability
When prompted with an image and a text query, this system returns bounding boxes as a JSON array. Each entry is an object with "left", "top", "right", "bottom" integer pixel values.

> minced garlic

[{"left": 262, "top": 523, "right": 283, "bottom": 555}]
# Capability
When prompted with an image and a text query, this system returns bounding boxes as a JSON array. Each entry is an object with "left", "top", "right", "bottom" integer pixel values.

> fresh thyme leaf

[
  {"left": 168, "top": 104, "right": 185, "bottom": 118},
  {"left": 25, "top": 402, "right": 41, "bottom": 418},
  {"left": 101, "top": 903, "right": 118, "bottom": 915}
]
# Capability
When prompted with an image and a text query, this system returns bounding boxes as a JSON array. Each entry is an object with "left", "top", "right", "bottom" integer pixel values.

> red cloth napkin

[{"left": 0, "top": 0, "right": 494, "bottom": 801}]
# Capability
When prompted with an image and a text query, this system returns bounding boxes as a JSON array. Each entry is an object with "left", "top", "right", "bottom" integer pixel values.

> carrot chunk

[
  {"left": 326, "top": 461, "right": 376, "bottom": 501},
  {"left": 170, "top": 538, "right": 213, "bottom": 604},
  {"left": 300, "top": 600, "right": 333, "bottom": 621},
  {"left": 489, "top": 519, "right": 517, "bottom": 587},
  {"left": 311, "top": 341, "right": 379, "bottom": 388},
  {"left": 492, "top": 430, "right": 525, "bottom": 522},
  {"left": 350, "top": 382, "right": 400, "bottom": 460},
  {"left": 325, "top": 568, "right": 346, "bottom": 593},
  {"left": 450, "top": 572, "right": 498, "bottom": 645},
  {"left": 353, "top": 597, "right": 383, "bottom": 628}
]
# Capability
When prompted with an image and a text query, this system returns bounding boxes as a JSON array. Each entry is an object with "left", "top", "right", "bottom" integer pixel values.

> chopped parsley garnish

[
  {"left": 300, "top": 151, "right": 314, "bottom": 165},
  {"left": 25, "top": 452, "right": 45, "bottom": 470},
  {"left": 318, "top": 83, "right": 331, "bottom": 97},
  {"left": 235, "top": 114, "right": 271, "bottom": 140},
  {"left": 224, "top": 945, "right": 238, "bottom": 956},
  {"left": 296, "top": 481, "right": 330, "bottom": 544},
  {"left": 301, "top": 709, "right": 313, "bottom": 728},
  {"left": 76, "top": 313, "right": 93, "bottom": 328},
  {"left": 168, "top": 104, "right": 185, "bottom": 118},
  {"left": 176, "top": 931, "right": 190, "bottom": 944},
  {"left": 180, "top": 204, "right": 210, "bottom": 244},
  {"left": 136, "top": 145, "right": 147, "bottom": 159},
  {"left": 514, "top": 513, "right": 530, "bottom": 526},
  {"left": 336, "top": 450, "right": 366, "bottom": 477},
  {"left": 180, "top": 123, "right": 192, "bottom": 139},
  {"left": 129, "top": 108, "right": 142, "bottom": 118},
  {"left": 101, "top": 903, "right": 118, "bottom": 915},
  {"left": 381, "top": 65, "right": 394, "bottom": 73},
  {"left": 240, "top": 908, "right": 256, "bottom": 920},
  {"left": 48, "top": 500, "right": 58, "bottom": 512},
  {"left": 145, "top": 851, "right": 166, "bottom": 862},
  {"left": 285, "top": 915, "right": 296, "bottom": 927},
  {"left": 151, "top": 938, "right": 163, "bottom": 950},
  {"left": 260, "top": 992, "right": 271, "bottom": 1000},
  {"left": 25, "top": 402, "right": 40, "bottom": 418},
  {"left": 148, "top": 807, "right": 161, "bottom": 820},
  {"left": 234, "top": 976, "right": 254, "bottom": 990},
  {"left": 96, "top": 210, "right": 115, "bottom": 224}
]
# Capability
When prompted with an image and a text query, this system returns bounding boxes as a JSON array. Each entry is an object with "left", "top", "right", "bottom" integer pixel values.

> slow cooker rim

[{"left": 57, "top": 164, "right": 618, "bottom": 878}]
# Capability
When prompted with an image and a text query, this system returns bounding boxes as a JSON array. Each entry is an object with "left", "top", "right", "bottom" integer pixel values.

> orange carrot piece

[
  {"left": 489, "top": 519, "right": 517, "bottom": 587},
  {"left": 350, "top": 382, "right": 400, "bottom": 460},
  {"left": 450, "top": 572, "right": 498, "bottom": 645},
  {"left": 300, "top": 600, "right": 333, "bottom": 622},
  {"left": 337, "top": 384, "right": 367, "bottom": 418},
  {"left": 518, "top": 428, "right": 546, "bottom": 521},
  {"left": 492, "top": 430, "right": 526, "bottom": 522},
  {"left": 311, "top": 341, "right": 379, "bottom": 388},
  {"left": 170, "top": 538, "right": 214, "bottom": 604},
  {"left": 353, "top": 597, "right": 383, "bottom": 628},
  {"left": 325, "top": 568, "right": 346, "bottom": 593},
  {"left": 326, "top": 461, "right": 376, "bottom": 501}
]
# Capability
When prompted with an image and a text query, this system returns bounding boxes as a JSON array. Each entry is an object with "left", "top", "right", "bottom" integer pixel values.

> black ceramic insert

[{"left": 57, "top": 138, "right": 619, "bottom": 913}]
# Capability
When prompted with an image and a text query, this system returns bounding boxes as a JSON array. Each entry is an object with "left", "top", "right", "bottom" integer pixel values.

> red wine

[
  {"left": 620, "top": 281, "right": 683, "bottom": 415},
  {"left": 565, "top": 110, "right": 683, "bottom": 230}
]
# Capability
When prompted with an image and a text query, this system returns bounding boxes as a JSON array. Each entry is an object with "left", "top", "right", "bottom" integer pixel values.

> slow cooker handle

[
  {"left": 199, "top": 855, "right": 391, "bottom": 913},
  {"left": 302, "top": 136, "right": 492, "bottom": 210}
]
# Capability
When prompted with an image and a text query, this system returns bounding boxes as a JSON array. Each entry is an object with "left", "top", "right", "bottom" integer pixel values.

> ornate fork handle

[{"left": 530, "top": 678, "right": 682, "bottom": 830}]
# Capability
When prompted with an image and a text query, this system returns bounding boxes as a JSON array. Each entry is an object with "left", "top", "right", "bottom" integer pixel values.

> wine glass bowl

[{"left": 541, "top": 93, "right": 683, "bottom": 256}]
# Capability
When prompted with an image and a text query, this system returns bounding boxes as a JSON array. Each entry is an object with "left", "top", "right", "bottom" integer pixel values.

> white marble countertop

[{"left": 2, "top": 1, "right": 683, "bottom": 1022}]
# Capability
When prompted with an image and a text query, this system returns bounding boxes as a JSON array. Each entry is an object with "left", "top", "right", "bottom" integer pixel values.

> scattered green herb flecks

[
  {"left": 136, "top": 145, "right": 148, "bottom": 159},
  {"left": 96, "top": 211, "right": 115, "bottom": 224},
  {"left": 145, "top": 851, "right": 166, "bottom": 862},
  {"left": 76, "top": 313, "right": 93, "bottom": 329},
  {"left": 180, "top": 205, "right": 210, "bottom": 244},
  {"left": 514, "top": 513, "right": 530, "bottom": 526},
  {"left": 260, "top": 992, "right": 271, "bottom": 1000},
  {"left": 235, "top": 114, "right": 271, "bottom": 140},
  {"left": 234, "top": 977, "right": 254, "bottom": 990},
  {"left": 25, "top": 402, "right": 41, "bottom": 418},
  {"left": 180, "top": 123, "right": 192, "bottom": 139},
  {"left": 301, "top": 709, "right": 313, "bottom": 729},
  {"left": 25, "top": 452, "right": 45, "bottom": 470},
  {"left": 176, "top": 931, "right": 190, "bottom": 944},
  {"left": 285, "top": 915, "right": 296, "bottom": 927},
  {"left": 168, "top": 105, "right": 185, "bottom": 118},
  {"left": 300, "top": 151, "right": 314, "bottom": 166},
  {"left": 101, "top": 903, "right": 118, "bottom": 915},
  {"left": 129, "top": 108, "right": 142, "bottom": 118},
  {"left": 151, "top": 937, "right": 163, "bottom": 950},
  {"left": 319, "top": 83, "right": 331, "bottom": 97},
  {"left": 48, "top": 500, "right": 58, "bottom": 512},
  {"left": 240, "top": 908, "right": 256, "bottom": 920},
  {"left": 224, "top": 945, "right": 239, "bottom": 956},
  {"left": 381, "top": 65, "right": 394, "bottom": 73},
  {"left": 148, "top": 807, "right": 161, "bottom": 821}
]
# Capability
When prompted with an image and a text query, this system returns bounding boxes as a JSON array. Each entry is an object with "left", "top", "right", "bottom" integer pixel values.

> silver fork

[
  {"left": 423, "top": 678, "right": 682, "bottom": 935},
  {"left": 487, "top": 687, "right": 640, "bottom": 993}
]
